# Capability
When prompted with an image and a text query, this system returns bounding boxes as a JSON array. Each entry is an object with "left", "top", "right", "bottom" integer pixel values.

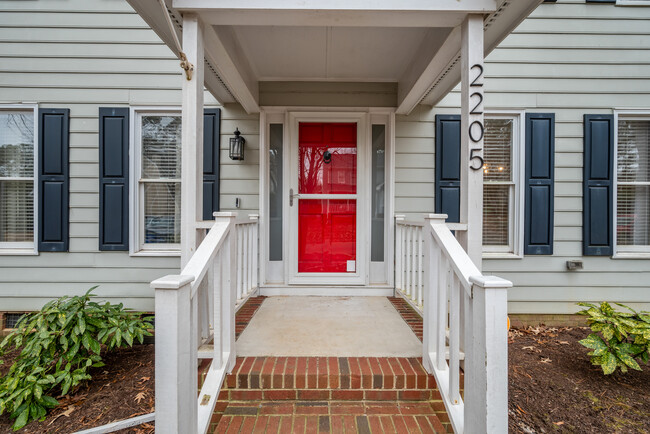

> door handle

[{"left": 290, "top": 188, "right": 301, "bottom": 207}]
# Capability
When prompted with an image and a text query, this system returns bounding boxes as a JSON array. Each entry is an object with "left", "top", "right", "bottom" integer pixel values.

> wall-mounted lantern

[{"left": 229, "top": 128, "right": 245, "bottom": 160}]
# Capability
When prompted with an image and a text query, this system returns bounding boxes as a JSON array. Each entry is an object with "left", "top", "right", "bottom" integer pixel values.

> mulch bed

[
  {"left": 4, "top": 310, "right": 650, "bottom": 433},
  {"left": 509, "top": 326, "right": 650, "bottom": 433},
  {"left": 0, "top": 344, "right": 155, "bottom": 434}
]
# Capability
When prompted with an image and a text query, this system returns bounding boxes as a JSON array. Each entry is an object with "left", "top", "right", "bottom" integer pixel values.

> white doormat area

[{"left": 236, "top": 296, "right": 422, "bottom": 357}]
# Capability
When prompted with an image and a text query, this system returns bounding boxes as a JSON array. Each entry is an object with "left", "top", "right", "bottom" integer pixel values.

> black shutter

[
  {"left": 524, "top": 113, "right": 555, "bottom": 255},
  {"left": 435, "top": 115, "right": 461, "bottom": 223},
  {"left": 583, "top": 115, "right": 614, "bottom": 256},
  {"left": 203, "top": 108, "right": 221, "bottom": 220},
  {"left": 38, "top": 109, "right": 69, "bottom": 252},
  {"left": 99, "top": 108, "right": 129, "bottom": 251}
]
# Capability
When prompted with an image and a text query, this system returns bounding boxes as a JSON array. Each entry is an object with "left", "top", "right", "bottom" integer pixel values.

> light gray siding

[
  {"left": 0, "top": 0, "right": 258, "bottom": 311},
  {"left": 394, "top": 0, "right": 650, "bottom": 313}
]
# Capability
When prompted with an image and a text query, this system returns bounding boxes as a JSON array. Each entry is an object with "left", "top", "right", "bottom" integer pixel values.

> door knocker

[{"left": 323, "top": 149, "right": 332, "bottom": 164}]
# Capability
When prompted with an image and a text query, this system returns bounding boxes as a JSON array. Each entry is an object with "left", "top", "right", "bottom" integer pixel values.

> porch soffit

[{"left": 128, "top": 0, "right": 541, "bottom": 115}]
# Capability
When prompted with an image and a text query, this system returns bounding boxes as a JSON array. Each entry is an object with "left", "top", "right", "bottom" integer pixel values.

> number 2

[{"left": 470, "top": 64, "right": 484, "bottom": 87}]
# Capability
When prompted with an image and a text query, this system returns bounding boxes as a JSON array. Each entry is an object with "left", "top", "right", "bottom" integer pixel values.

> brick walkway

[{"left": 204, "top": 296, "right": 450, "bottom": 433}]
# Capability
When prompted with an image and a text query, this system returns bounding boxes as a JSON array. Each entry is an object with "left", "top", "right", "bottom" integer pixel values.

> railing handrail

[
  {"left": 427, "top": 218, "right": 480, "bottom": 297},
  {"left": 183, "top": 219, "right": 234, "bottom": 297},
  {"left": 396, "top": 219, "right": 425, "bottom": 227}
]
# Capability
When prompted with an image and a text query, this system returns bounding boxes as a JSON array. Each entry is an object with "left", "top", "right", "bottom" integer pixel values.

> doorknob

[{"left": 290, "top": 188, "right": 301, "bottom": 206}]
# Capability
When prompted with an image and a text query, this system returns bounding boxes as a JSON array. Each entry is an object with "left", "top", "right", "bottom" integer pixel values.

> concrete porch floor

[{"left": 236, "top": 297, "right": 422, "bottom": 357}]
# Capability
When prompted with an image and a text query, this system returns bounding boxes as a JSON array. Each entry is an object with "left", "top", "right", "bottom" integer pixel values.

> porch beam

[
  {"left": 181, "top": 14, "right": 204, "bottom": 268},
  {"left": 173, "top": 11, "right": 468, "bottom": 28},
  {"left": 458, "top": 14, "right": 484, "bottom": 270},
  {"left": 203, "top": 25, "right": 260, "bottom": 114},
  {"left": 395, "top": 27, "right": 460, "bottom": 115},
  {"left": 172, "top": 0, "right": 497, "bottom": 12}
]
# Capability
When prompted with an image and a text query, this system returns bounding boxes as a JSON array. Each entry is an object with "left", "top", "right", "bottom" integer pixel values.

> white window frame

[
  {"left": 0, "top": 104, "right": 38, "bottom": 255},
  {"left": 613, "top": 110, "right": 650, "bottom": 257},
  {"left": 482, "top": 111, "right": 525, "bottom": 259},
  {"left": 129, "top": 107, "right": 182, "bottom": 256}
]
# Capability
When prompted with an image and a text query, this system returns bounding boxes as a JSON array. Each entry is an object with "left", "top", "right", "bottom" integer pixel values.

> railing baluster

[
  {"left": 417, "top": 226, "right": 423, "bottom": 307},
  {"left": 212, "top": 250, "right": 222, "bottom": 369},
  {"left": 405, "top": 226, "right": 412, "bottom": 298},
  {"left": 449, "top": 273, "right": 460, "bottom": 405},
  {"left": 247, "top": 224, "right": 253, "bottom": 295},
  {"left": 436, "top": 254, "right": 448, "bottom": 371},
  {"left": 237, "top": 226, "right": 243, "bottom": 300},
  {"left": 251, "top": 215, "right": 259, "bottom": 292}
]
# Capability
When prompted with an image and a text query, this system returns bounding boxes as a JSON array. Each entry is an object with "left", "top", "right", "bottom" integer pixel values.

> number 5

[{"left": 470, "top": 148, "right": 484, "bottom": 171}]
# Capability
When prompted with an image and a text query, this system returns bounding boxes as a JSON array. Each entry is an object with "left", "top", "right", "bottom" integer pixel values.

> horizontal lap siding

[
  {"left": 0, "top": 2, "right": 259, "bottom": 311},
  {"left": 395, "top": 0, "right": 650, "bottom": 314}
]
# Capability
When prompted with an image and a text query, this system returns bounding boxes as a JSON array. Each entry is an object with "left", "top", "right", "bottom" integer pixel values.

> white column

[
  {"left": 181, "top": 14, "right": 205, "bottom": 267},
  {"left": 458, "top": 14, "right": 484, "bottom": 271},
  {"left": 465, "top": 275, "right": 510, "bottom": 434},
  {"left": 152, "top": 275, "right": 196, "bottom": 434}
]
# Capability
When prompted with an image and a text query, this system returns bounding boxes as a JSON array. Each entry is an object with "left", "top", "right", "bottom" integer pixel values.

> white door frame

[
  {"left": 258, "top": 107, "right": 395, "bottom": 292},
  {"left": 286, "top": 111, "right": 368, "bottom": 285}
]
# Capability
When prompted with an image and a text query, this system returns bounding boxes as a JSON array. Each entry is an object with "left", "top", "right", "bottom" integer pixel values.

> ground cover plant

[
  {"left": 577, "top": 302, "right": 650, "bottom": 374},
  {"left": 0, "top": 287, "right": 153, "bottom": 431}
]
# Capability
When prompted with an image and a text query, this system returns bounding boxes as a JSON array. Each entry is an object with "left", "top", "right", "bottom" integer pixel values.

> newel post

[
  {"left": 465, "top": 275, "right": 511, "bottom": 434},
  {"left": 152, "top": 274, "right": 197, "bottom": 434},
  {"left": 422, "top": 214, "right": 448, "bottom": 373}
]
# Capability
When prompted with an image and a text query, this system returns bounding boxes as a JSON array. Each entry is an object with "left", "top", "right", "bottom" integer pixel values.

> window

[
  {"left": 482, "top": 114, "right": 523, "bottom": 255},
  {"left": 616, "top": 115, "right": 650, "bottom": 252},
  {"left": 0, "top": 108, "right": 36, "bottom": 252},
  {"left": 132, "top": 111, "right": 182, "bottom": 254}
]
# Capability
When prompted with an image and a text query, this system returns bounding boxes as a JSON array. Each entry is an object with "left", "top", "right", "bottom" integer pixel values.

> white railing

[
  {"left": 397, "top": 214, "right": 511, "bottom": 433},
  {"left": 394, "top": 216, "right": 424, "bottom": 310},
  {"left": 151, "top": 212, "right": 259, "bottom": 434},
  {"left": 234, "top": 215, "right": 259, "bottom": 306}
]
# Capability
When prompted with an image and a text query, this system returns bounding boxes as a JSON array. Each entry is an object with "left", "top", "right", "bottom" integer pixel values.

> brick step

[
  {"left": 223, "top": 356, "right": 437, "bottom": 391},
  {"left": 214, "top": 400, "right": 447, "bottom": 433}
]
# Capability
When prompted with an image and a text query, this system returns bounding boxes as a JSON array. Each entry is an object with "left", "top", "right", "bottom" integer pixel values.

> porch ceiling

[{"left": 127, "top": 0, "right": 542, "bottom": 115}]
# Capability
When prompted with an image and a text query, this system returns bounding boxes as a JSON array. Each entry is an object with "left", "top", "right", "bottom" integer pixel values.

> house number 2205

[{"left": 469, "top": 64, "right": 484, "bottom": 171}]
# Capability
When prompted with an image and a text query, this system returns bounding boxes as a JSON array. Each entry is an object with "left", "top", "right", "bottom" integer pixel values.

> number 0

[{"left": 469, "top": 121, "right": 484, "bottom": 143}]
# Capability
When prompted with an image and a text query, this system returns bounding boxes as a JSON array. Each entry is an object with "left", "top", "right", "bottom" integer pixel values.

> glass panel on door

[{"left": 298, "top": 123, "right": 357, "bottom": 273}]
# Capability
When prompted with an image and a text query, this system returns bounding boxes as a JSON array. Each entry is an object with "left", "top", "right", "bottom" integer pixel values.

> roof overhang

[{"left": 127, "top": 0, "right": 541, "bottom": 115}]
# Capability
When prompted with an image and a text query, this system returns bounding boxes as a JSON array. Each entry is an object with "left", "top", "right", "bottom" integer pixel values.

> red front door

[{"left": 298, "top": 123, "right": 357, "bottom": 273}]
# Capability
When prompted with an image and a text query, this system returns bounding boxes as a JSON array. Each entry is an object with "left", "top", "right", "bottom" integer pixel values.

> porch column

[
  {"left": 181, "top": 14, "right": 205, "bottom": 267},
  {"left": 458, "top": 14, "right": 484, "bottom": 271}
]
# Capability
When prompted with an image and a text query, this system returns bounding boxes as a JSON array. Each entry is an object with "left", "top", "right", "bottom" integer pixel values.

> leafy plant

[
  {"left": 577, "top": 302, "right": 650, "bottom": 375},
  {"left": 0, "top": 287, "right": 153, "bottom": 430}
]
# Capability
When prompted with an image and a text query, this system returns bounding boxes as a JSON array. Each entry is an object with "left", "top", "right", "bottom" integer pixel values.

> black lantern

[{"left": 229, "top": 128, "right": 245, "bottom": 160}]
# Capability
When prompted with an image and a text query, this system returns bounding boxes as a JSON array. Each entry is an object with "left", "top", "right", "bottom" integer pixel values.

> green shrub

[
  {"left": 577, "top": 302, "right": 650, "bottom": 375},
  {"left": 0, "top": 287, "right": 153, "bottom": 431}
]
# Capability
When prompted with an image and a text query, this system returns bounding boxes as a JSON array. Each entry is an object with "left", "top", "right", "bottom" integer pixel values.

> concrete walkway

[{"left": 236, "top": 297, "right": 422, "bottom": 357}]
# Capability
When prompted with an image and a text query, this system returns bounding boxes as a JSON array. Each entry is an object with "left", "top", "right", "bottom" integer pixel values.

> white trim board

[{"left": 260, "top": 285, "right": 393, "bottom": 297}]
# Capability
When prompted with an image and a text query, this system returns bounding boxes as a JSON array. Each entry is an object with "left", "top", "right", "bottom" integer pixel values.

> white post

[
  {"left": 458, "top": 14, "right": 484, "bottom": 271},
  {"left": 152, "top": 275, "right": 196, "bottom": 434},
  {"left": 181, "top": 14, "right": 205, "bottom": 267},
  {"left": 250, "top": 214, "right": 259, "bottom": 292},
  {"left": 214, "top": 212, "right": 237, "bottom": 370},
  {"left": 465, "top": 275, "right": 511, "bottom": 434},
  {"left": 422, "top": 214, "right": 447, "bottom": 373},
  {"left": 394, "top": 215, "right": 405, "bottom": 293}
]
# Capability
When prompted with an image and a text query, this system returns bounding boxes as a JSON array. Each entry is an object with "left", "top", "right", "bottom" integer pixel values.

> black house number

[{"left": 469, "top": 63, "right": 484, "bottom": 171}]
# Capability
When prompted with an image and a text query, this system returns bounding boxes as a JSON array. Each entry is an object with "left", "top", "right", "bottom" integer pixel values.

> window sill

[
  {"left": 0, "top": 249, "right": 38, "bottom": 256},
  {"left": 130, "top": 250, "right": 181, "bottom": 257},
  {"left": 483, "top": 252, "right": 522, "bottom": 259},
  {"left": 612, "top": 252, "right": 650, "bottom": 259}
]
